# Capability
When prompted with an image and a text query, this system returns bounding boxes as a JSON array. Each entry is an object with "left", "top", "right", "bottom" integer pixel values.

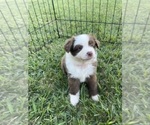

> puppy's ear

[
  {"left": 89, "top": 34, "right": 100, "bottom": 48},
  {"left": 64, "top": 36, "right": 75, "bottom": 53},
  {"left": 95, "top": 39, "right": 100, "bottom": 48}
]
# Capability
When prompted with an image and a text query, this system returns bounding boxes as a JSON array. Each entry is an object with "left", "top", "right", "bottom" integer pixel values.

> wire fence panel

[
  {"left": 122, "top": 0, "right": 150, "bottom": 124},
  {"left": 53, "top": 0, "right": 122, "bottom": 41},
  {"left": 27, "top": 0, "right": 122, "bottom": 51},
  {"left": 122, "top": 0, "right": 150, "bottom": 43},
  {"left": 0, "top": 0, "right": 28, "bottom": 124},
  {"left": 1, "top": 0, "right": 149, "bottom": 52}
]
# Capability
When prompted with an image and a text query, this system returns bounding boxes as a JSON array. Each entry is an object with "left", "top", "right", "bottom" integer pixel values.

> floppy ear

[
  {"left": 64, "top": 36, "right": 75, "bottom": 53},
  {"left": 95, "top": 39, "right": 100, "bottom": 48},
  {"left": 89, "top": 34, "right": 100, "bottom": 48}
]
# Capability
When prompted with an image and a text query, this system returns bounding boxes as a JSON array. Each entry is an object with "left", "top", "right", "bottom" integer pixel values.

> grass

[{"left": 29, "top": 39, "right": 122, "bottom": 124}]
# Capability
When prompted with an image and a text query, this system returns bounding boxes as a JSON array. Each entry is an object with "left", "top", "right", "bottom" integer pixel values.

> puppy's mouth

[
  {"left": 73, "top": 52, "right": 95, "bottom": 61},
  {"left": 74, "top": 56, "right": 93, "bottom": 62},
  {"left": 81, "top": 56, "right": 94, "bottom": 61},
  {"left": 85, "top": 56, "right": 93, "bottom": 60}
]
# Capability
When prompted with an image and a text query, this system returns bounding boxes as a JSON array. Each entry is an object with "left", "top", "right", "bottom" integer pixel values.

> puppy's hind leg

[{"left": 86, "top": 75, "right": 99, "bottom": 101}]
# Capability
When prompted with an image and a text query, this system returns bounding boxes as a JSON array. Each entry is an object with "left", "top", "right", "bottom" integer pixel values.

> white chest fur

[{"left": 65, "top": 53, "right": 96, "bottom": 82}]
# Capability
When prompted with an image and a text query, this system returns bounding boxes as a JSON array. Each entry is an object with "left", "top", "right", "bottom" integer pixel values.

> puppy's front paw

[
  {"left": 69, "top": 92, "right": 79, "bottom": 106},
  {"left": 92, "top": 94, "right": 99, "bottom": 101}
]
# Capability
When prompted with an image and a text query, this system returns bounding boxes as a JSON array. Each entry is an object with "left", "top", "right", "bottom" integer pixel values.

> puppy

[{"left": 61, "top": 34, "right": 100, "bottom": 106}]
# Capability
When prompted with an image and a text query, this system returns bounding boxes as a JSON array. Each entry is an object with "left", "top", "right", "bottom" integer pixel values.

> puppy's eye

[
  {"left": 78, "top": 46, "right": 82, "bottom": 50},
  {"left": 89, "top": 41, "right": 94, "bottom": 47},
  {"left": 74, "top": 45, "right": 83, "bottom": 51}
]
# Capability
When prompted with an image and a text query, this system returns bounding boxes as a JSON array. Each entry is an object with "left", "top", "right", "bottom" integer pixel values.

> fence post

[{"left": 52, "top": 0, "right": 60, "bottom": 38}]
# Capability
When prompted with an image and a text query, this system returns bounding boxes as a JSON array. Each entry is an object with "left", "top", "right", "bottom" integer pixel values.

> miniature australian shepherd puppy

[{"left": 61, "top": 34, "right": 100, "bottom": 106}]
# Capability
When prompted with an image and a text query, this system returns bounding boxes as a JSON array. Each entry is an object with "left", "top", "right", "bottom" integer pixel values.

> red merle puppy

[{"left": 61, "top": 34, "right": 100, "bottom": 106}]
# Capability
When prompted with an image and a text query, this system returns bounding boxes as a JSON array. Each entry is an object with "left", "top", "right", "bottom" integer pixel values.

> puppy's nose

[{"left": 87, "top": 52, "right": 93, "bottom": 57}]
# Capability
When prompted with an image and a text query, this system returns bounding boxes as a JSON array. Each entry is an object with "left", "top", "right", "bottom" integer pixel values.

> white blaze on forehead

[{"left": 74, "top": 34, "right": 89, "bottom": 46}]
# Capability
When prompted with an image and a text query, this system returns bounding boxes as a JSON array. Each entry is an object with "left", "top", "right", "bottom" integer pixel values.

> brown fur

[
  {"left": 61, "top": 55, "right": 68, "bottom": 75},
  {"left": 64, "top": 36, "right": 75, "bottom": 53},
  {"left": 86, "top": 74, "right": 98, "bottom": 96},
  {"left": 92, "top": 61, "right": 97, "bottom": 67},
  {"left": 68, "top": 78, "right": 80, "bottom": 95},
  {"left": 89, "top": 34, "right": 100, "bottom": 48},
  {"left": 71, "top": 44, "right": 83, "bottom": 56}
]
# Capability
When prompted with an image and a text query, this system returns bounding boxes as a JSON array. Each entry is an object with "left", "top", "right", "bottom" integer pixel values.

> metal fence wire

[
  {"left": 27, "top": 0, "right": 122, "bottom": 52},
  {"left": 0, "top": 0, "right": 150, "bottom": 52}
]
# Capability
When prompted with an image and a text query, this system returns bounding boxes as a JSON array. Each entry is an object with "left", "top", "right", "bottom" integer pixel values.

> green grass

[{"left": 28, "top": 39, "right": 122, "bottom": 124}]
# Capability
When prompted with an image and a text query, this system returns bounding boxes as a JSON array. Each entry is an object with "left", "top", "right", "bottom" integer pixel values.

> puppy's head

[{"left": 64, "top": 34, "right": 100, "bottom": 60}]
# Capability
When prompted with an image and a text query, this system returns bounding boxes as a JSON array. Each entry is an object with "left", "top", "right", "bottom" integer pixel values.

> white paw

[
  {"left": 92, "top": 94, "right": 99, "bottom": 101},
  {"left": 69, "top": 92, "right": 79, "bottom": 106}
]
